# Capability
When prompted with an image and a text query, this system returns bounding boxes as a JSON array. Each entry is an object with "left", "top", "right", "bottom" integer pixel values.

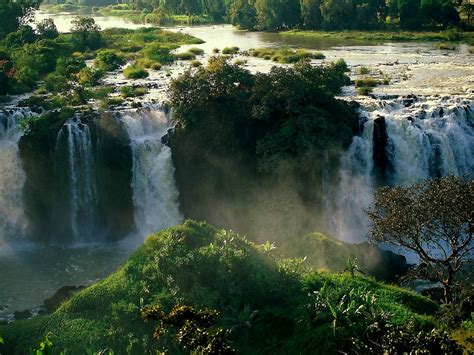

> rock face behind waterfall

[{"left": 19, "top": 110, "right": 134, "bottom": 242}]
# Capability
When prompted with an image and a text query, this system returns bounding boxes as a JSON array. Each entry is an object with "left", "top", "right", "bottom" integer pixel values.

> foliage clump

[{"left": 367, "top": 175, "right": 474, "bottom": 304}]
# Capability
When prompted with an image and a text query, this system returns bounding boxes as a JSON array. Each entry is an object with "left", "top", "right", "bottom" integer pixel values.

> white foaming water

[
  {"left": 0, "top": 108, "right": 34, "bottom": 242},
  {"left": 330, "top": 96, "right": 474, "bottom": 242},
  {"left": 119, "top": 107, "right": 182, "bottom": 237},
  {"left": 55, "top": 118, "right": 97, "bottom": 239}
]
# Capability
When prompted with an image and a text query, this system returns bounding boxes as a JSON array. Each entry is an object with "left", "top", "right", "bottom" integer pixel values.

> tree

[
  {"left": 70, "top": 16, "right": 102, "bottom": 51},
  {"left": 366, "top": 175, "right": 473, "bottom": 304},
  {"left": 301, "top": 0, "right": 322, "bottom": 29},
  {"left": 0, "top": 0, "right": 41, "bottom": 38},
  {"left": 36, "top": 18, "right": 59, "bottom": 39}
]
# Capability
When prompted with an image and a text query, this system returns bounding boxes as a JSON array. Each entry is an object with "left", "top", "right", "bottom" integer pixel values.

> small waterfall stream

[
  {"left": 119, "top": 107, "right": 183, "bottom": 237},
  {"left": 0, "top": 109, "right": 34, "bottom": 243},
  {"left": 55, "top": 118, "right": 97, "bottom": 240},
  {"left": 329, "top": 96, "right": 474, "bottom": 242}
]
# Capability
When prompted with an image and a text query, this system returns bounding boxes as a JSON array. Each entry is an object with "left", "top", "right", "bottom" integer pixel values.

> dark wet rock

[
  {"left": 131, "top": 101, "right": 142, "bottom": 108},
  {"left": 43, "top": 285, "right": 85, "bottom": 313},
  {"left": 406, "top": 116, "right": 414, "bottom": 122},
  {"left": 0, "top": 304, "right": 8, "bottom": 312},
  {"left": 14, "top": 309, "right": 33, "bottom": 320},
  {"left": 373, "top": 115, "right": 390, "bottom": 184}
]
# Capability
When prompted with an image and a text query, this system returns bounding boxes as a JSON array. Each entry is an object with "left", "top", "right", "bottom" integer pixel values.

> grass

[
  {"left": 222, "top": 46, "right": 240, "bottom": 55},
  {"left": 281, "top": 29, "right": 474, "bottom": 43},
  {"left": 250, "top": 47, "right": 325, "bottom": 63},
  {"left": 354, "top": 77, "right": 379, "bottom": 87},
  {"left": 189, "top": 60, "right": 202, "bottom": 67},
  {"left": 174, "top": 51, "right": 196, "bottom": 60},
  {"left": 0, "top": 221, "right": 439, "bottom": 354},
  {"left": 188, "top": 47, "right": 205, "bottom": 55},
  {"left": 123, "top": 64, "right": 149, "bottom": 79},
  {"left": 436, "top": 42, "right": 456, "bottom": 50},
  {"left": 120, "top": 85, "right": 148, "bottom": 98},
  {"left": 357, "top": 86, "right": 374, "bottom": 95}
]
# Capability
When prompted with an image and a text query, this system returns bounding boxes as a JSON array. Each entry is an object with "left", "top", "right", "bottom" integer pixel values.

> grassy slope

[
  {"left": 280, "top": 232, "right": 407, "bottom": 281},
  {"left": 0, "top": 221, "right": 437, "bottom": 354}
]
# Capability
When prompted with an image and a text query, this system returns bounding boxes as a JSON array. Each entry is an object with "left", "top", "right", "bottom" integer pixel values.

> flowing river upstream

[{"left": 0, "top": 10, "right": 473, "bottom": 320}]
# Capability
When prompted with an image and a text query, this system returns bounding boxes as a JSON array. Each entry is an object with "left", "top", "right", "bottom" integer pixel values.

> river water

[{"left": 0, "top": 10, "right": 472, "bottom": 320}]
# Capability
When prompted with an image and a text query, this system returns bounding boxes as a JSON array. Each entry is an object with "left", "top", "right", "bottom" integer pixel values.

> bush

[
  {"left": 174, "top": 51, "right": 196, "bottom": 60},
  {"left": 77, "top": 67, "right": 105, "bottom": 86},
  {"left": 188, "top": 47, "right": 204, "bottom": 55},
  {"left": 123, "top": 64, "right": 149, "bottom": 79},
  {"left": 120, "top": 85, "right": 148, "bottom": 98},
  {"left": 357, "top": 66, "right": 370, "bottom": 75},
  {"left": 94, "top": 49, "right": 124, "bottom": 71},
  {"left": 354, "top": 78, "right": 379, "bottom": 87},
  {"left": 189, "top": 60, "right": 202, "bottom": 67},
  {"left": 436, "top": 42, "right": 456, "bottom": 50},
  {"left": 222, "top": 46, "right": 239, "bottom": 55},
  {"left": 357, "top": 86, "right": 373, "bottom": 95}
]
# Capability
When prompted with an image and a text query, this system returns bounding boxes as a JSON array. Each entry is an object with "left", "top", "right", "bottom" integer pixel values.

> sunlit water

[{"left": 0, "top": 10, "right": 472, "bottom": 319}]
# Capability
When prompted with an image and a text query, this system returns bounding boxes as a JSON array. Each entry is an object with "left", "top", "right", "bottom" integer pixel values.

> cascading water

[
  {"left": 330, "top": 96, "right": 474, "bottom": 242},
  {"left": 119, "top": 107, "right": 182, "bottom": 237},
  {"left": 55, "top": 117, "right": 97, "bottom": 240},
  {"left": 0, "top": 108, "right": 34, "bottom": 243}
]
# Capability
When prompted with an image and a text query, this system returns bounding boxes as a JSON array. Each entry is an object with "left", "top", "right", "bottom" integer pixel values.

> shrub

[
  {"left": 142, "top": 43, "right": 176, "bottom": 64},
  {"left": 189, "top": 60, "right": 202, "bottom": 67},
  {"left": 354, "top": 78, "right": 379, "bottom": 87},
  {"left": 94, "top": 49, "right": 124, "bottom": 71},
  {"left": 120, "top": 85, "right": 148, "bottom": 98},
  {"left": 212, "top": 48, "right": 220, "bottom": 53},
  {"left": 436, "top": 42, "right": 455, "bottom": 50},
  {"left": 357, "top": 86, "right": 373, "bottom": 95},
  {"left": 357, "top": 66, "right": 370, "bottom": 75},
  {"left": 77, "top": 67, "right": 105, "bottom": 86},
  {"left": 222, "top": 46, "right": 239, "bottom": 55},
  {"left": 188, "top": 47, "right": 204, "bottom": 55},
  {"left": 174, "top": 52, "right": 196, "bottom": 60},
  {"left": 123, "top": 65, "right": 149, "bottom": 79}
]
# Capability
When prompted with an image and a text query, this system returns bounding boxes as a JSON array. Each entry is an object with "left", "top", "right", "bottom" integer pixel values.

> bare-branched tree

[{"left": 366, "top": 175, "right": 473, "bottom": 303}]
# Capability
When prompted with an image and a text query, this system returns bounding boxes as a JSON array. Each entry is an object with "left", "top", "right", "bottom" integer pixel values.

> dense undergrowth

[
  {"left": 0, "top": 19, "right": 202, "bottom": 108},
  {"left": 0, "top": 220, "right": 452, "bottom": 354}
]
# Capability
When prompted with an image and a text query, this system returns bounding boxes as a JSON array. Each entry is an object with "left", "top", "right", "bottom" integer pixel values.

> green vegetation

[
  {"left": 174, "top": 51, "right": 197, "bottom": 60},
  {"left": 123, "top": 64, "right": 149, "bottom": 78},
  {"left": 354, "top": 77, "right": 379, "bottom": 87},
  {"left": 222, "top": 46, "right": 239, "bottom": 54},
  {"left": 0, "top": 220, "right": 450, "bottom": 354},
  {"left": 188, "top": 47, "right": 205, "bottom": 55},
  {"left": 367, "top": 175, "right": 474, "bottom": 304},
  {"left": 250, "top": 47, "right": 325, "bottom": 63},
  {"left": 170, "top": 56, "right": 356, "bottom": 173},
  {"left": 120, "top": 85, "right": 148, "bottom": 98},
  {"left": 189, "top": 59, "right": 202, "bottom": 67},
  {"left": 279, "top": 232, "right": 408, "bottom": 281},
  {"left": 282, "top": 29, "right": 474, "bottom": 42},
  {"left": 436, "top": 42, "right": 456, "bottom": 49},
  {"left": 0, "top": 17, "right": 201, "bottom": 104}
]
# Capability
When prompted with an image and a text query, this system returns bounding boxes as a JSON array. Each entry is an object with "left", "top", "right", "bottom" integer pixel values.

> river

[{"left": 0, "top": 10, "right": 472, "bottom": 320}]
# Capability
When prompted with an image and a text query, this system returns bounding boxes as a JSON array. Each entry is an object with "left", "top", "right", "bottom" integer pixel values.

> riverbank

[
  {"left": 282, "top": 29, "right": 474, "bottom": 43},
  {"left": 40, "top": 4, "right": 216, "bottom": 26}
]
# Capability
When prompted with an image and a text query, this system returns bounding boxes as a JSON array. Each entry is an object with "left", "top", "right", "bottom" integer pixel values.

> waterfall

[
  {"left": 0, "top": 108, "right": 33, "bottom": 242},
  {"left": 330, "top": 96, "right": 474, "bottom": 242},
  {"left": 119, "top": 107, "right": 182, "bottom": 237},
  {"left": 55, "top": 118, "right": 97, "bottom": 240}
]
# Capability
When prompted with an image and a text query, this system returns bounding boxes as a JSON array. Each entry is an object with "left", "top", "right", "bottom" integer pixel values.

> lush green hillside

[
  {"left": 280, "top": 232, "right": 408, "bottom": 281},
  {"left": 1, "top": 220, "right": 449, "bottom": 354}
]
